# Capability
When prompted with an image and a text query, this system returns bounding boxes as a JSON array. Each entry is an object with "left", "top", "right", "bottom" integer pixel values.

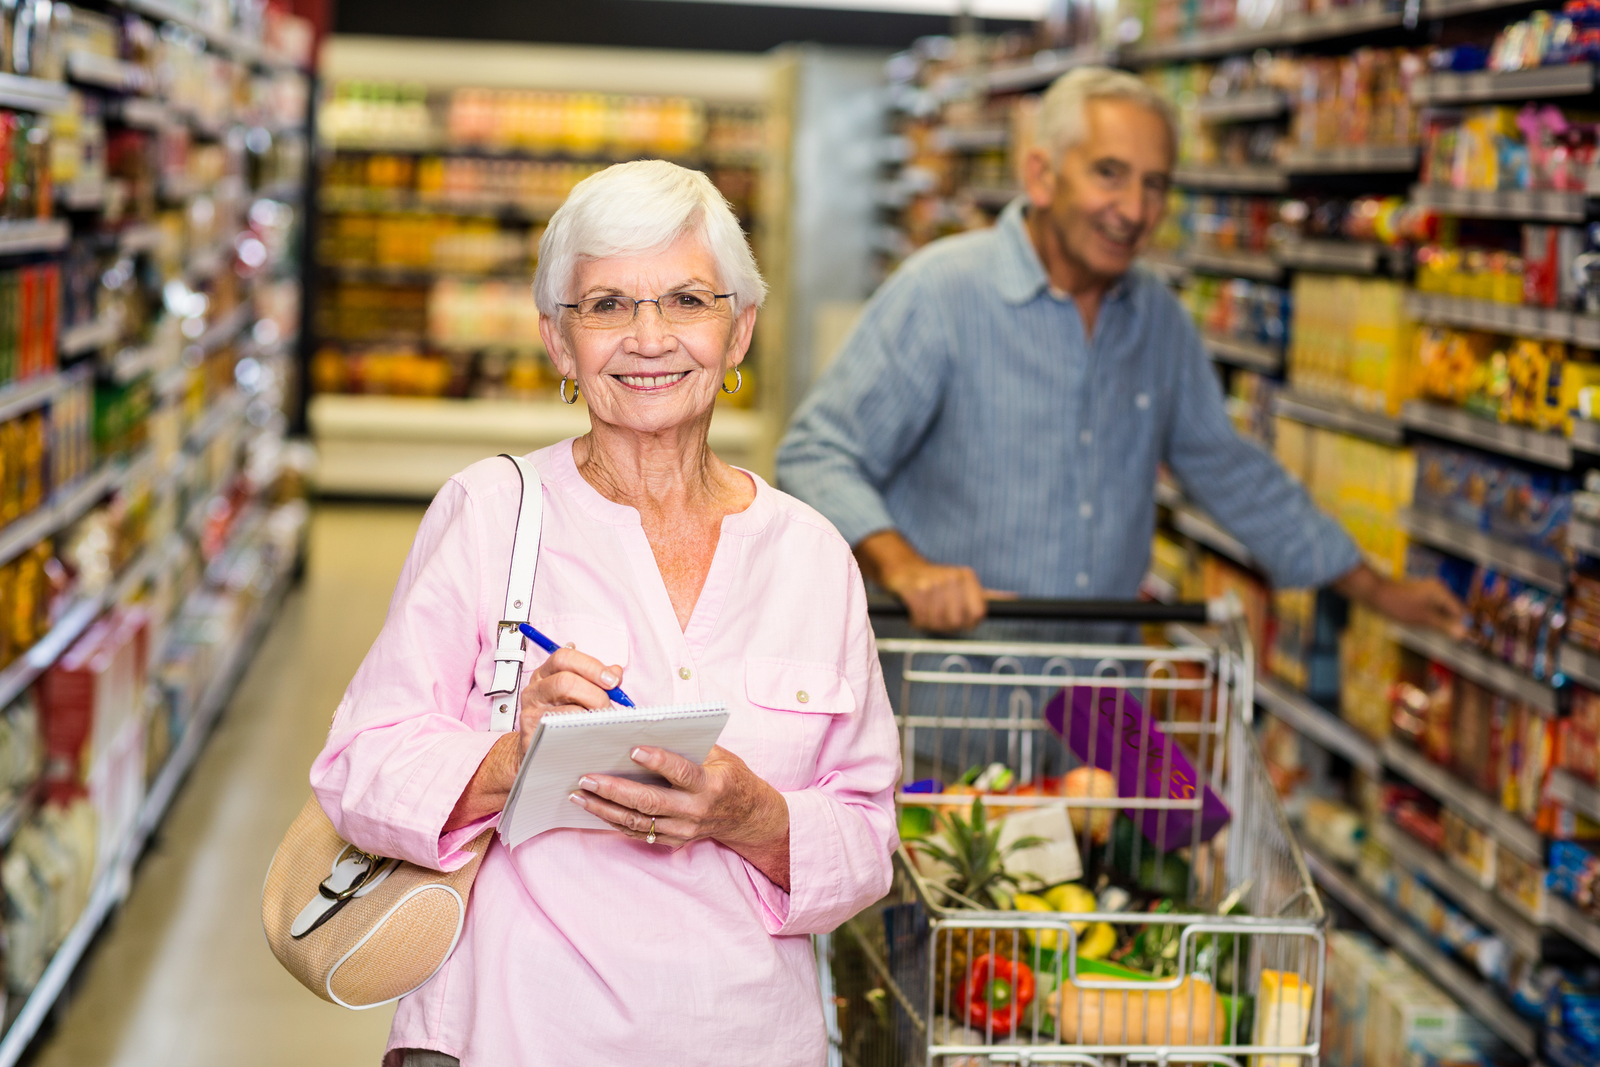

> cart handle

[{"left": 865, "top": 594, "right": 1228, "bottom": 624}]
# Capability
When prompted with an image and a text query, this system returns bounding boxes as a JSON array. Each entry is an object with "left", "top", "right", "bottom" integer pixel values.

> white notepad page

[{"left": 497, "top": 702, "right": 729, "bottom": 848}]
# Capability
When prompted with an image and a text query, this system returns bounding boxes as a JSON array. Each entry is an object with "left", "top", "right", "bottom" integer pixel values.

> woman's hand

[
  {"left": 444, "top": 647, "right": 626, "bottom": 832},
  {"left": 571, "top": 745, "right": 792, "bottom": 891}
]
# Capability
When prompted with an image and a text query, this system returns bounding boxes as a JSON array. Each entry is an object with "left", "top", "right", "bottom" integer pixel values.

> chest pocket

[{"left": 722, "top": 657, "right": 854, "bottom": 792}]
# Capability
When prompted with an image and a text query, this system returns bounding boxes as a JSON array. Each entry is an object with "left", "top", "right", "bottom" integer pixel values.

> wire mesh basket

[{"left": 827, "top": 600, "right": 1324, "bottom": 1067}]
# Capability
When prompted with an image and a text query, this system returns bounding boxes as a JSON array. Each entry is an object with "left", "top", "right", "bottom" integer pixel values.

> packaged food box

[{"left": 1442, "top": 808, "right": 1497, "bottom": 889}]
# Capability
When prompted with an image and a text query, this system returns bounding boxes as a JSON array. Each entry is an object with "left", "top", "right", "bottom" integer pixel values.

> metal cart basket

[{"left": 825, "top": 599, "right": 1325, "bottom": 1067}]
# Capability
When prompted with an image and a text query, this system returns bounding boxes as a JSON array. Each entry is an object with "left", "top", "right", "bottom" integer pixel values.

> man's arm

[
  {"left": 1164, "top": 313, "right": 1464, "bottom": 632},
  {"left": 779, "top": 270, "right": 999, "bottom": 632}
]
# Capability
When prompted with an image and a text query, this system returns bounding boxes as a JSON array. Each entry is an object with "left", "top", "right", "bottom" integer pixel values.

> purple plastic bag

[{"left": 1042, "top": 685, "right": 1230, "bottom": 850}]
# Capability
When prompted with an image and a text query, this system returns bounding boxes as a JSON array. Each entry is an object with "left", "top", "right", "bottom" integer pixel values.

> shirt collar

[{"left": 994, "top": 197, "right": 1138, "bottom": 308}]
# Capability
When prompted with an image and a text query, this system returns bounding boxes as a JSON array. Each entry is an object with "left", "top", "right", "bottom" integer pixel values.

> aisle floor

[{"left": 32, "top": 503, "right": 429, "bottom": 1067}]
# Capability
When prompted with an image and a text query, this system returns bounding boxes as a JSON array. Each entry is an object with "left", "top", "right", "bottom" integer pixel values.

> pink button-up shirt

[{"left": 311, "top": 440, "right": 900, "bottom": 1065}]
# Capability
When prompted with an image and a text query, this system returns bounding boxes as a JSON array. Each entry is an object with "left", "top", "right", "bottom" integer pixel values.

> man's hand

[
  {"left": 855, "top": 529, "right": 1009, "bottom": 633},
  {"left": 1334, "top": 562, "right": 1466, "bottom": 639}
]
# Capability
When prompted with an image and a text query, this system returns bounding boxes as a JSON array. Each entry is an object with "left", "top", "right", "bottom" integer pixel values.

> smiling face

[
  {"left": 1024, "top": 96, "right": 1174, "bottom": 284},
  {"left": 540, "top": 229, "right": 756, "bottom": 437}
]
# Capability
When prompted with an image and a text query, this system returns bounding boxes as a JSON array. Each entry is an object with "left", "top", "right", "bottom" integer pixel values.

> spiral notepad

[{"left": 498, "top": 702, "right": 729, "bottom": 848}]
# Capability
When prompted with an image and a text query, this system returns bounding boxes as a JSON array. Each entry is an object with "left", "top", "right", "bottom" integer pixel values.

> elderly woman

[{"left": 310, "top": 159, "right": 900, "bottom": 1066}]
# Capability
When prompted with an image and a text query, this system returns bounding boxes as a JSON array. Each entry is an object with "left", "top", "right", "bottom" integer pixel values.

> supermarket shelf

[
  {"left": 1274, "top": 238, "right": 1395, "bottom": 274},
  {"left": 1548, "top": 768, "right": 1600, "bottom": 823},
  {"left": 1185, "top": 247, "right": 1281, "bottom": 281},
  {"left": 1547, "top": 893, "right": 1600, "bottom": 959},
  {"left": 1140, "top": 570, "right": 1177, "bottom": 604},
  {"left": 196, "top": 303, "right": 253, "bottom": 356},
  {"left": 0, "top": 373, "right": 67, "bottom": 424},
  {"left": 0, "top": 512, "right": 302, "bottom": 1067},
  {"left": 0, "top": 72, "right": 70, "bottom": 115},
  {"left": 1412, "top": 64, "right": 1597, "bottom": 106},
  {"left": 1255, "top": 674, "right": 1381, "bottom": 774},
  {"left": 1575, "top": 516, "right": 1600, "bottom": 557},
  {"left": 311, "top": 395, "right": 774, "bottom": 497},
  {"left": 1124, "top": 3, "right": 1403, "bottom": 63},
  {"left": 933, "top": 125, "right": 1006, "bottom": 152},
  {"left": 1381, "top": 736, "right": 1545, "bottom": 862},
  {"left": 318, "top": 186, "right": 559, "bottom": 219},
  {"left": 1405, "top": 292, "right": 1600, "bottom": 348},
  {"left": 1139, "top": 251, "right": 1188, "bottom": 285},
  {"left": 1171, "top": 164, "right": 1288, "bottom": 192},
  {"left": 1401, "top": 399, "right": 1573, "bottom": 469},
  {"left": 0, "top": 218, "right": 68, "bottom": 257},
  {"left": 1204, "top": 333, "right": 1283, "bottom": 373},
  {"left": 1272, "top": 391, "right": 1404, "bottom": 444},
  {"left": 1171, "top": 504, "right": 1255, "bottom": 567},
  {"left": 1372, "top": 820, "right": 1544, "bottom": 958},
  {"left": 110, "top": 0, "right": 302, "bottom": 71},
  {"left": 1389, "top": 621, "right": 1559, "bottom": 717},
  {"left": 1560, "top": 642, "right": 1600, "bottom": 695},
  {"left": 1423, "top": 0, "right": 1554, "bottom": 14},
  {"left": 65, "top": 50, "right": 153, "bottom": 94},
  {"left": 1398, "top": 507, "right": 1566, "bottom": 593},
  {"left": 0, "top": 462, "right": 123, "bottom": 572},
  {"left": 1154, "top": 478, "right": 1184, "bottom": 510},
  {"left": 59, "top": 313, "right": 122, "bottom": 357},
  {"left": 1409, "top": 184, "right": 1588, "bottom": 223},
  {"left": 1195, "top": 89, "right": 1289, "bottom": 123},
  {"left": 985, "top": 45, "right": 1111, "bottom": 92},
  {"left": 1304, "top": 845, "right": 1539, "bottom": 1057},
  {"left": 109, "top": 342, "right": 174, "bottom": 384},
  {"left": 1281, "top": 145, "right": 1420, "bottom": 173},
  {"left": 55, "top": 181, "right": 106, "bottom": 211},
  {"left": 117, "top": 222, "right": 162, "bottom": 255}
]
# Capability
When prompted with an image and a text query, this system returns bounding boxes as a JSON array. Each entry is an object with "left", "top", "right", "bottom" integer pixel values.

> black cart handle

[{"left": 865, "top": 595, "right": 1220, "bottom": 625}]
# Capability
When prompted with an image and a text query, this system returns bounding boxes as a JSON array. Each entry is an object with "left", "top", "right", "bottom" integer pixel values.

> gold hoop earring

[
  {"left": 559, "top": 377, "right": 579, "bottom": 404},
  {"left": 721, "top": 368, "right": 742, "bottom": 395}
]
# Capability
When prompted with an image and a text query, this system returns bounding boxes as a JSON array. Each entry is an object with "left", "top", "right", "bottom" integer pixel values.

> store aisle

[{"left": 31, "top": 503, "right": 428, "bottom": 1067}]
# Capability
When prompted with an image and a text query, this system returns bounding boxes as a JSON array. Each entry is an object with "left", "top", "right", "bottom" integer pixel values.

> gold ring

[{"left": 646, "top": 818, "right": 657, "bottom": 845}]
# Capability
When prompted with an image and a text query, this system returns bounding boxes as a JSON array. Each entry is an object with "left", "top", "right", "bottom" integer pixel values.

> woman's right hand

[
  {"left": 515, "top": 647, "right": 626, "bottom": 761},
  {"left": 444, "top": 648, "right": 626, "bottom": 831}
]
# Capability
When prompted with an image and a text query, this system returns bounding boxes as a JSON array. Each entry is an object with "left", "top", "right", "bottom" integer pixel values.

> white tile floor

[{"left": 31, "top": 503, "right": 428, "bottom": 1067}]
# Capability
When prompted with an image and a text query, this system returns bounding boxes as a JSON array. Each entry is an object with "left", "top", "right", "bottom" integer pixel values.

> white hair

[
  {"left": 533, "top": 159, "right": 766, "bottom": 317},
  {"left": 1037, "top": 66, "right": 1177, "bottom": 161}
]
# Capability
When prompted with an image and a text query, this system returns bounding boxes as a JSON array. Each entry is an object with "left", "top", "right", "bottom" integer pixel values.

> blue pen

[{"left": 517, "top": 623, "right": 636, "bottom": 707}]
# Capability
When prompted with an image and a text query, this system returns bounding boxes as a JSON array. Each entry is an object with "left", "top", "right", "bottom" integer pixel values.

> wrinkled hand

[
  {"left": 1368, "top": 576, "right": 1467, "bottom": 639},
  {"left": 572, "top": 745, "right": 789, "bottom": 862},
  {"left": 515, "top": 646, "right": 626, "bottom": 761}
]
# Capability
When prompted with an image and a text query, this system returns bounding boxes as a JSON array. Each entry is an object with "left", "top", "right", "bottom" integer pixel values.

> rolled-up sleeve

[
  {"left": 744, "top": 557, "right": 900, "bottom": 935},
  {"left": 776, "top": 269, "right": 951, "bottom": 548},
  {"left": 310, "top": 479, "right": 502, "bottom": 872},
  {"left": 1164, "top": 316, "right": 1362, "bottom": 588}
]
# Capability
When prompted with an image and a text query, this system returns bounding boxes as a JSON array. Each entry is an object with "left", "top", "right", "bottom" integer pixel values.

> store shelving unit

[
  {"left": 0, "top": 3, "right": 314, "bottom": 1058},
  {"left": 1401, "top": 399, "right": 1575, "bottom": 467}
]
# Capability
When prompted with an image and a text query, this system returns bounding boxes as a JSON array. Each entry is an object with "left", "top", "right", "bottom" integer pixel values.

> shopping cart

[{"left": 824, "top": 598, "right": 1324, "bottom": 1067}]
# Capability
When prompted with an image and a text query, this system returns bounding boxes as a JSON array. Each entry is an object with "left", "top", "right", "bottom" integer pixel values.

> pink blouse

[{"left": 311, "top": 439, "right": 900, "bottom": 1066}]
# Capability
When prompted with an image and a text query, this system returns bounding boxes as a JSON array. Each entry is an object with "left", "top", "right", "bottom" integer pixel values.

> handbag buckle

[{"left": 319, "top": 848, "right": 391, "bottom": 902}]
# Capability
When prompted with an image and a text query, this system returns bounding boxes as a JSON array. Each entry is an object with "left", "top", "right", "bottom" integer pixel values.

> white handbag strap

[{"left": 486, "top": 453, "right": 542, "bottom": 733}]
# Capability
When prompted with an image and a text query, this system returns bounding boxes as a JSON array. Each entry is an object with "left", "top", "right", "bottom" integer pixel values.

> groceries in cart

[{"left": 832, "top": 624, "right": 1325, "bottom": 1066}]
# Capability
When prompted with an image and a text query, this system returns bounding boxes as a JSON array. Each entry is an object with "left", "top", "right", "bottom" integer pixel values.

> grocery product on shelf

[{"left": 1287, "top": 274, "right": 1414, "bottom": 416}]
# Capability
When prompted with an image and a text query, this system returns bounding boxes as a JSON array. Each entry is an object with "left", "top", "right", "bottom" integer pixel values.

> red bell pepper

[{"left": 962, "top": 953, "right": 1036, "bottom": 1036}]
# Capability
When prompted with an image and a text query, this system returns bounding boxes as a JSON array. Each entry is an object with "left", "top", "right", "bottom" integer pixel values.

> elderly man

[{"left": 778, "top": 66, "right": 1462, "bottom": 634}]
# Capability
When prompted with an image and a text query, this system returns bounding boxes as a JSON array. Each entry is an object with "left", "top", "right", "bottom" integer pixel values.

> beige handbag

[{"left": 261, "top": 454, "right": 543, "bottom": 1008}]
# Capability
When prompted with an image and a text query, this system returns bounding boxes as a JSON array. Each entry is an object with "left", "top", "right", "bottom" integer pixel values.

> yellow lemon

[
  {"left": 1043, "top": 883, "right": 1098, "bottom": 932},
  {"left": 1080, "top": 922, "right": 1117, "bottom": 961}
]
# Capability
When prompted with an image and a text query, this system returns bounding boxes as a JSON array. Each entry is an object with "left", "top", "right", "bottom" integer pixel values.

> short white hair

[
  {"left": 533, "top": 159, "right": 766, "bottom": 317},
  {"left": 1038, "top": 66, "right": 1177, "bottom": 161}
]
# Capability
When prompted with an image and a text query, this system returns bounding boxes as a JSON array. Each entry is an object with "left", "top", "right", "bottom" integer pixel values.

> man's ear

[{"left": 1021, "top": 147, "right": 1057, "bottom": 212}]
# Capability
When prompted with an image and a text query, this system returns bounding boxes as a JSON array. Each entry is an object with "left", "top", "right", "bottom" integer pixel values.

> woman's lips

[{"left": 614, "top": 371, "right": 690, "bottom": 391}]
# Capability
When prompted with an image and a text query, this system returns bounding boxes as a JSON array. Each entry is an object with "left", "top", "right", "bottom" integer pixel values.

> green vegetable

[{"left": 898, "top": 805, "right": 935, "bottom": 840}]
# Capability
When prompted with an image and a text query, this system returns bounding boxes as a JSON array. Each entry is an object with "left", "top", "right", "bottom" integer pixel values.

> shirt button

[
  {"left": 1079, "top": 502, "right": 1093, "bottom": 518},
  {"left": 1136, "top": 393, "right": 1150, "bottom": 409},
  {"left": 797, "top": 691, "right": 809, "bottom": 703},
  {"left": 1080, "top": 430, "right": 1092, "bottom": 445},
  {"left": 678, "top": 667, "right": 692, "bottom": 680},
  {"left": 1076, "top": 572, "right": 1089, "bottom": 588}
]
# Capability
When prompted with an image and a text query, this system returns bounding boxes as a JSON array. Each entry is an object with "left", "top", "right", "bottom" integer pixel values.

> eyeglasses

[{"left": 558, "top": 289, "right": 735, "bottom": 329}]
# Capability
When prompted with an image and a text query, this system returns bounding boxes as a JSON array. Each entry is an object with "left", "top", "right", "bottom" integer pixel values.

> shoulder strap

[{"left": 486, "top": 454, "right": 542, "bottom": 732}]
